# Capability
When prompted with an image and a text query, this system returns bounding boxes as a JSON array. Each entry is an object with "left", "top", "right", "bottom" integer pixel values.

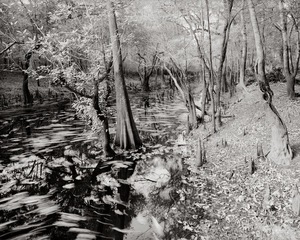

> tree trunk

[
  {"left": 142, "top": 75, "right": 150, "bottom": 92},
  {"left": 23, "top": 52, "right": 33, "bottom": 106},
  {"left": 164, "top": 64, "right": 198, "bottom": 129},
  {"left": 107, "top": 0, "right": 142, "bottom": 150},
  {"left": 247, "top": 0, "right": 267, "bottom": 84},
  {"left": 93, "top": 80, "right": 115, "bottom": 157},
  {"left": 199, "top": 0, "right": 208, "bottom": 124},
  {"left": 187, "top": 92, "right": 197, "bottom": 129},
  {"left": 279, "top": 0, "right": 299, "bottom": 99},
  {"left": 239, "top": 0, "right": 248, "bottom": 89},
  {"left": 161, "top": 66, "right": 166, "bottom": 84},
  {"left": 247, "top": 0, "right": 293, "bottom": 165},
  {"left": 137, "top": 52, "right": 158, "bottom": 92},
  {"left": 216, "top": 0, "right": 234, "bottom": 128},
  {"left": 267, "top": 102, "right": 293, "bottom": 165},
  {"left": 200, "top": 76, "right": 208, "bottom": 123},
  {"left": 222, "top": 64, "right": 228, "bottom": 93},
  {"left": 205, "top": 0, "right": 216, "bottom": 132},
  {"left": 286, "top": 75, "right": 295, "bottom": 98}
]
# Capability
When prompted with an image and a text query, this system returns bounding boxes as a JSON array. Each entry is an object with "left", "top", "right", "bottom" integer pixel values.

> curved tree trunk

[
  {"left": 164, "top": 64, "right": 198, "bottom": 129},
  {"left": 93, "top": 80, "right": 115, "bottom": 158},
  {"left": 247, "top": 0, "right": 292, "bottom": 165},
  {"left": 266, "top": 101, "right": 293, "bottom": 165},
  {"left": 107, "top": 0, "right": 142, "bottom": 150}
]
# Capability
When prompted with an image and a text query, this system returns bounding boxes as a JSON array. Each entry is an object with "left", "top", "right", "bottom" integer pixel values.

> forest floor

[
  {"left": 142, "top": 82, "right": 300, "bottom": 240},
  {"left": 185, "top": 82, "right": 300, "bottom": 239}
]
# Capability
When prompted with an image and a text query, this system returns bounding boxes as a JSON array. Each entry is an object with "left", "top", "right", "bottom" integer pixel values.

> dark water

[
  {"left": 0, "top": 90, "right": 187, "bottom": 239},
  {"left": 0, "top": 90, "right": 186, "bottom": 160},
  {"left": 0, "top": 100, "right": 90, "bottom": 162}
]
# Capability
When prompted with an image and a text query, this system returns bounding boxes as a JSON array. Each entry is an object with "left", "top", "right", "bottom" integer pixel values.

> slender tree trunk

[
  {"left": 23, "top": 52, "right": 33, "bottom": 106},
  {"left": 205, "top": 0, "right": 216, "bottom": 132},
  {"left": 239, "top": 0, "right": 248, "bottom": 90},
  {"left": 279, "top": 0, "right": 299, "bottom": 99},
  {"left": 187, "top": 91, "right": 197, "bottom": 129},
  {"left": 199, "top": 0, "right": 208, "bottom": 124},
  {"left": 200, "top": 72, "right": 208, "bottom": 123},
  {"left": 142, "top": 76, "right": 150, "bottom": 92},
  {"left": 93, "top": 80, "right": 115, "bottom": 157},
  {"left": 280, "top": 0, "right": 293, "bottom": 97},
  {"left": 247, "top": 0, "right": 292, "bottom": 165},
  {"left": 164, "top": 64, "right": 197, "bottom": 128},
  {"left": 161, "top": 66, "right": 165, "bottom": 84},
  {"left": 137, "top": 52, "right": 158, "bottom": 92},
  {"left": 107, "top": 0, "right": 142, "bottom": 150},
  {"left": 216, "top": 0, "right": 234, "bottom": 128},
  {"left": 222, "top": 62, "right": 228, "bottom": 92},
  {"left": 247, "top": 0, "right": 267, "bottom": 84}
]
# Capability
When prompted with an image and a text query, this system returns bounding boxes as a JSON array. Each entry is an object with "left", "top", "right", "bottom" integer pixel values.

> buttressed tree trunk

[
  {"left": 279, "top": 0, "right": 300, "bottom": 99},
  {"left": 247, "top": 0, "right": 293, "bottom": 165},
  {"left": 107, "top": 0, "right": 142, "bottom": 150}
]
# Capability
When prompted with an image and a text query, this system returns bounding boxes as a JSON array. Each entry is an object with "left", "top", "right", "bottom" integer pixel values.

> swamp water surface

[{"left": 0, "top": 90, "right": 188, "bottom": 239}]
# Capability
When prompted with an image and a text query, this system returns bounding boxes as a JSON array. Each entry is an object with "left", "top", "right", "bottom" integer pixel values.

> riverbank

[
  {"left": 184, "top": 82, "right": 300, "bottom": 239},
  {"left": 131, "top": 82, "right": 300, "bottom": 239},
  {"left": 0, "top": 70, "right": 72, "bottom": 110}
]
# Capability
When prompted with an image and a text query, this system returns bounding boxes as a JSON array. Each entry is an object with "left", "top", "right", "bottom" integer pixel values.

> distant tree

[
  {"left": 164, "top": 59, "right": 198, "bottom": 130},
  {"left": 137, "top": 51, "right": 159, "bottom": 92},
  {"left": 0, "top": 0, "right": 58, "bottom": 105}
]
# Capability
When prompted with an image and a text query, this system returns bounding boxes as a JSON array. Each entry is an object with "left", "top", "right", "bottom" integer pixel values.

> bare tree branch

[{"left": 0, "top": 41, "right": 23, "bottom": 56}]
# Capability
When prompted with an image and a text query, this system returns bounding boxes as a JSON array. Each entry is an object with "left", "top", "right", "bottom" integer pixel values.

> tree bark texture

[
  {"left": 107, "top": 0, "right": 142, "bottom": 150},
  {"left": 247, "top": 0, "right": 293, "bottom": 165}
]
